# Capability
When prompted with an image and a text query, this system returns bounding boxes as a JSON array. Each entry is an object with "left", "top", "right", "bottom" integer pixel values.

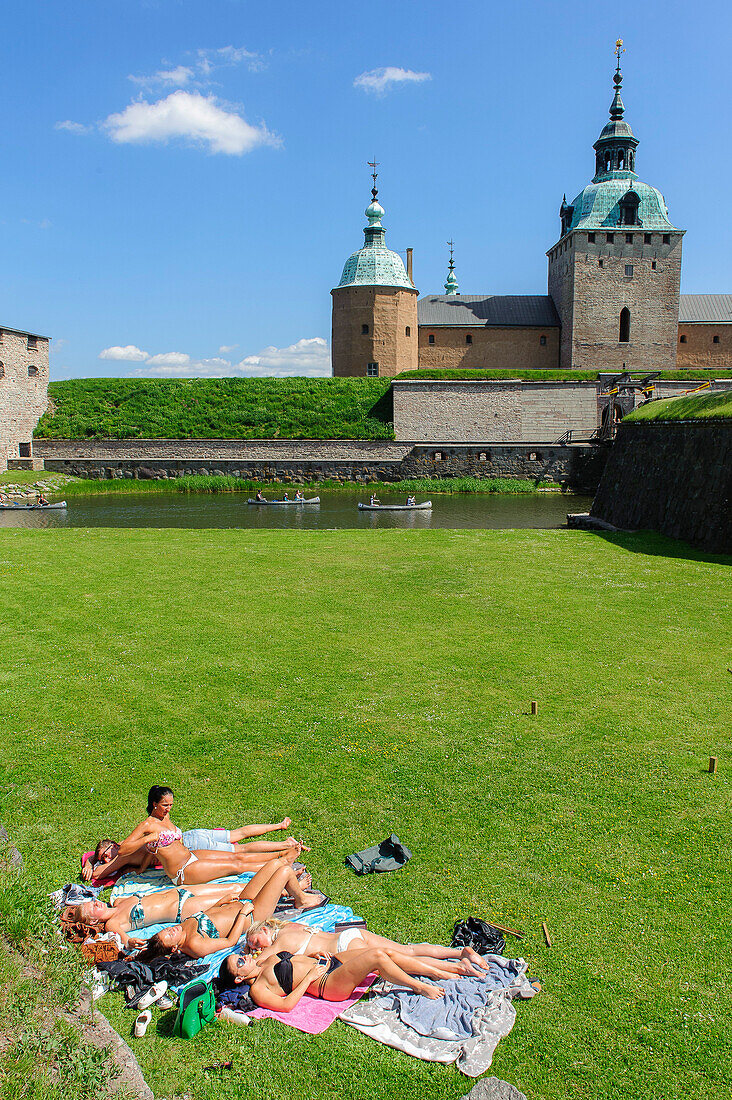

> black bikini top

[{"left": 273, "top": 950, "right": 294, "bottom": 996}]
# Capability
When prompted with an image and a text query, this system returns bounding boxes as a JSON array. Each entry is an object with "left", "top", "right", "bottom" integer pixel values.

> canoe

[
  {"left": 247, "top": 497, "right": 320, "bottom": 505},
  {"left": 358, "top": 501, "right": 432, "bottom": 511},
  {"left": 0, "top": 500, "right": 67, "bottom": 510}
]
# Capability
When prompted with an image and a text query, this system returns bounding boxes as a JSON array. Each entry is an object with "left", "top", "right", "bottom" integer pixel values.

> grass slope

[
  {"left": 0, "top": 529, "right": 730, "bottom": 1100},
  {"left": 624, "top": 390, "right": 732, "bottom": 422},
  {"left": 36, "top": 378, "right": 394, "bottom": 440}
]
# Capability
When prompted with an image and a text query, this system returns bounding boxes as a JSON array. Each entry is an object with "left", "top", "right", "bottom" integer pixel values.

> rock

[{"left": 459, "top": 1078, "right": 527, "bottom": 1100}]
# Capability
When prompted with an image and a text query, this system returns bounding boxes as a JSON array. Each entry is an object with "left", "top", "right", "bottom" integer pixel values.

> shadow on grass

[{"left": 589, "top": 529, "right": 732, "bottom": 566}]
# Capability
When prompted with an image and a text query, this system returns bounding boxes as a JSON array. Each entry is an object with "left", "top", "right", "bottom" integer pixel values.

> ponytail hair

[{"left": 147, "top": 785, "right": 174, "bottom": 815}]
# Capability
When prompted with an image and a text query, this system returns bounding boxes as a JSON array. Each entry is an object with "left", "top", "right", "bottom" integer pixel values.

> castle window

[
  {"left": 588, "top": 232, "right": 595, "bottom": 243},
  {"left": 434, "top": 451, "right": 443, "bottom": 460},
  {"left": 366, "top": 362, "right": 379, "bottom": 377},
  {"left": 626, "top": 234, "right": 633, "bottom": 244},
  {"left": 428, "top": 334, "right": 435, "bottom": 344},
  {"left": 405, "top": 326, "right": 411, "bottom": 336},
  {"left": 606, "top": 233, "right": 614, "bottom": 243},
  {"left": 540, "top": 335, "right": 547, "bottom": 346},
  {"left": 361, "top": 323, "right": 369, "bottom": 335},
  {"left": 679, "top": 335, "right": 687, "bottom": 343},
  {"left": 663, "top": 234, "right": 670, "bottom": 244},
  {"left": 713, "top": 335, "right": 720, "bottom": 343},
  {"left": 0, "top": 362, "right": 4, "bottom": 377},
  {"left": 598, "top": 259, "right": 604, "bottom": 268},
  {"left": 644, "top": 233, "right": 652, "bottom": 244},
  {"left": 619, "top": 191, "right": 640, "bottom": 227},
  {"left": 27, "top": 335, "right": 38, "bottom": 350},
  {"left": 619, "top": 308, "right": 631, "bottom": 343},
  {"left": 28, "top": 365, "right": 38, "bottom": 376},
  {"left": 465, "top": 334, "right": 472, "bottom": 345},
  {"left": 625, "top": 264, "right": 634, "bottom": 277},
  {"left": 652, "top": 261, "right": 657, "bottom": 270},
  {"left": 479, "top": 452, "right": 487, "bottom": 461},
  {"left": 19, "top": 443, "right": 31, "bottom": 458}
]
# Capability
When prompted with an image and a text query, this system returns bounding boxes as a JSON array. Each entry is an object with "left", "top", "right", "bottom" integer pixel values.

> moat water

[{"left": 0, "top": 490, "right": 593, "bottom": 530}]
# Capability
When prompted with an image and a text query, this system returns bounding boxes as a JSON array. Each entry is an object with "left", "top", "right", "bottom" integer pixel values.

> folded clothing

[
  {"left": 345, "top": 835, "right": 412, "bottom": 875},
  {"left": 99, "top": 955, "right": 207, "bottom": 997},
  {"left": 50, "top": 883, "right": 103, "bottom": 909}
]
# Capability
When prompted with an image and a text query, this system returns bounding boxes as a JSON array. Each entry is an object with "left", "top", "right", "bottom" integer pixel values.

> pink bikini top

[{"left": 146, "top": 825, "right": 183, "bottom": 853}]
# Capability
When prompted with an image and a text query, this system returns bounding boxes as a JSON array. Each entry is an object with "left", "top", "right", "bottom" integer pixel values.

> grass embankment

[
  {"left": 399, "top": 368, "right": 732, "bottom": 382},
  {"left": 35, "top": 378, "right": 394, "bottom": 440},
  {"left": 60, "top": 475, "right": 544, "bottom": 497},
  {"left": 624, "top": 390, "right": 732, "bottom": 423},
  {"left": 0, "top": 528, "right": 730, "bottom": 1100}
]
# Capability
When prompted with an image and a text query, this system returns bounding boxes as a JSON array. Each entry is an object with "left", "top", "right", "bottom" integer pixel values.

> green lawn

[
  {"left": 0, "top": 528, "right": 730, "bottom": 1100},
  {"left": 624, "top": 390, "right": 732, "bottom": 422}
]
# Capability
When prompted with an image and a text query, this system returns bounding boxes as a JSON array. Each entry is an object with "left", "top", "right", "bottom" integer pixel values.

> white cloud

[
  {"left": 197, "top": 46, "right": 265, "bottom": 75},
  {"left": 236, "top": 337, "right": 331, "bottom": 377},
  {"left": 353, "top": 67, "right": 431, "bottom": 95},
  {"left": 102, "top": 91, "right": 279, "bottom": 155},
  {"left": 129, "top": 65, "right": 194, "bottom": 90},
  {"left": 99, "top": 344, "right": 149, "bottom": 361},
  {"left": 145, "top": 351, "right": 191, "bottom": 367},
  {"left": 55, "top": 120, "right": 92, "bottom": 134},
  {"left": 219, "top": 344, "right": 238, "bottom": 353},
  {"left": 132, "top": 356, "right": 232, "bottom": 377}
]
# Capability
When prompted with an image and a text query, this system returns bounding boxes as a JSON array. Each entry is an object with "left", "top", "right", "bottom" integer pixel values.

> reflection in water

[{"left": 0, "top": 491, "right": 593, "bottom": 531}]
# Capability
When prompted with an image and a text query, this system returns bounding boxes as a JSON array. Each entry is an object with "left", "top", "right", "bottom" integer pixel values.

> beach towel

[{"left": 221, "top": 975, "right": 376, "bottom": 1035}]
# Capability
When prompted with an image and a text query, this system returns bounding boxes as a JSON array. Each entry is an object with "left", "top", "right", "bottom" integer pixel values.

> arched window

[
  {"left": 619, "top": 190, "right": 640, "bottom": 226},
  {"left": 405, "top": 326, "right": 411, "bottom": 336},
  {"left": 619, "top": 308, "right": 631, "bottom": 343},
  {"left": 361, "top": 323, "right": 369, "bottom": 335},
  {"left": 618, "top": 151, "right": 625, "bottom": 170},
  {"left": 28, "top": 364, "right": 38, "bottom": 376}
]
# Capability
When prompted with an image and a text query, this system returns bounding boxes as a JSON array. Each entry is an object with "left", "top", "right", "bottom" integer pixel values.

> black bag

[
  {"left": 450, "top": 917, "right": 506, "bottom": 956},
  {"left": 345, "top": 834, "right": 412, "bottom": 875}
]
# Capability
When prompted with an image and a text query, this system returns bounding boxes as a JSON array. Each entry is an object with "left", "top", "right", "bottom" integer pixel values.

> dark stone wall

[{"left": 591, "top": 420, "right": 732, "bottom": 552}]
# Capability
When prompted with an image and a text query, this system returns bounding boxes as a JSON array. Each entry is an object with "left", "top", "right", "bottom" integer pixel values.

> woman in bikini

[
  {"left": 137, "top": 859, "right": 324, "bottom": 961},
  {"left": 245, "top": 918, "right": 487, "bottom": 975},
  {"left": 217, "top": 945, "right": 460, "bottom": 1010},
  {"left": 114, "top": 787, "right": 307, "bottom": 887}
]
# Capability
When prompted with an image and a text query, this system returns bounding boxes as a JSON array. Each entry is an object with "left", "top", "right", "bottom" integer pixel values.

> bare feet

[
  {"left": 419, "top": 983, "right": 445, "bottom": 999},
  {"left": 460, "top": 946, "right": 488, "bottom": 970},
  {"left": 279, "top": 817, "right": 291, "bottom": 830}
]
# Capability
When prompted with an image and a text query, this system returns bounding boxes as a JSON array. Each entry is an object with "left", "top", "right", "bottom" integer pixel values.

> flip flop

[{"left": 133, "top": 1010, "right": 152, "bottom": 1037}]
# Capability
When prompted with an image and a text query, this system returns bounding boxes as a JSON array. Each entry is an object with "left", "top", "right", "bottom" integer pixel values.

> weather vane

[
  {"left": 615, "top": 39, "right": 625, "bottom": 68},
  {"left": 447, "top": 240, "right": 455, "bottom": 268},
  {"left": 367, "top": 158, "right": 379, "bottom": 202}
]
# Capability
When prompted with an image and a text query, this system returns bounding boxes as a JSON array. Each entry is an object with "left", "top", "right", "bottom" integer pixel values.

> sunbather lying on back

[{"left": 245, "top": 918, "right": 487, "bottom": 975}]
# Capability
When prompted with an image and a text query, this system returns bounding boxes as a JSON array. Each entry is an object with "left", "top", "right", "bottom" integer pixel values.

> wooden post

[
  {"left": 530, "top": 701, "right": 538, "bottom": 716},
  {"left": 542, "top": 921, "right": 552, "bottom": 947},
  {"left": 709, "top": 757, "right": 718, "bottom": 774}
]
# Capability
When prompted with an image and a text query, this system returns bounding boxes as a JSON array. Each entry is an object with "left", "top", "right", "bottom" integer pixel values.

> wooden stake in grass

[
  {"left": 488, "top": 920, "right": 524, "bottom": 939},
  {"left": 709, "top": 757, "right": 718, "bottom": 774},
  {"left": 542, "top": 921, "right": 552, "bottom": 947},
  {"left": 530, "top": 700, "right": 539, "bottom": 716}
]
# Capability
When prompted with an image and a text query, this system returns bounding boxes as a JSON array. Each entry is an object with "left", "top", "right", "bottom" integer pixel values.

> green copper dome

[
  {"left": 567, "top": 178, "right": 675, "bottom": 231},
  {"left": 336, "top": 193, "right": 413, "bottom": 290}
]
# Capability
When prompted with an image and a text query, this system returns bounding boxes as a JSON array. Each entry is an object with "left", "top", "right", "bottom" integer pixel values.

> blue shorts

[{"left": 181, "top": 828, "right": 235, "bottom": 852}]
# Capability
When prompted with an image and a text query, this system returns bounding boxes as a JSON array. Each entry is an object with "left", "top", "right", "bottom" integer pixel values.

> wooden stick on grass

[
  {"left": 542, "top": 921, "right": 552, "bottom": 947},
  {"left": 488, "top": 920, "right": 524, "bottom": 939}
]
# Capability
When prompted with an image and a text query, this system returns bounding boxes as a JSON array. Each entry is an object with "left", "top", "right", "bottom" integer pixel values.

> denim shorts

[{"left": 181, "top": 828, "right": 234, "bottom": 852}]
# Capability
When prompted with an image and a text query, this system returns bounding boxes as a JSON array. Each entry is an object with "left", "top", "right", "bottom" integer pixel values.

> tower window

[
  {"left": 652, "top": 261, "right": 657, "bottom": 270},
  {"left": 625, "top": 264, "right": 634, "bottom": 277},
  {"left": 598, "top": 258, "right": 604, "bottom": 267},
  {"left": 27, "top": 335, "right": 38, "bottom": 350},
  {"left": 19, "top": 443, "right": 31, "bottom": 458},
  {"left": 540, "top": 335, "right": 547, "bottom": 346},
  {"left": 361, "top": 323, "right": 369, "bottom": 335},
  {"left": 679, "top": 335, "right": 687, "bottom": 344},
  {"left": 465, "top": 334, "right": 472, "bottom": 345},
  {"left": 428, "top": 334, "right": 435, "bottom": 344},
  {"left": 28, "top": 365, "right": 38, "bottom": 376},
  {"left": 644, "top": 233, "right": 652, "bottom": 244},
  {"left": 626, "top": 234, "right": 633, "bottom": 244},
  {"left": 663, "top": 234, "right": 670, "bottom": 244},
  {"left": 588, "top": 232, "right": 595, "bottom": 243},
  {"left": 405, "top": 326, "right": 411, "bottom": 336},
  {"left": 619, "top": 307, "right": 631, "bottom": 343},
  {"left": 366, "top": 362, "right": 379, "bottom": 377},
  {"left": 713, "top": 335, "right": 720, "bottom": 343},
  {"left": 606, "top": 233, "right": 614, "bottom": 243}
]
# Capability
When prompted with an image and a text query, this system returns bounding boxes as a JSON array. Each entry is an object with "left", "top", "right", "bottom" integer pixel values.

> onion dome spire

[
  {"left": 610, "top": 39, "right": 626, "bottom": 121},
  {"left": 335, "top": 161, "right": 413, "bottom": 289},
  {"left": 444, "top": 240, "right": 459, "bottom": 295},
  {"left": 592, "top": 40, "right": 639, "bottom": 182}
]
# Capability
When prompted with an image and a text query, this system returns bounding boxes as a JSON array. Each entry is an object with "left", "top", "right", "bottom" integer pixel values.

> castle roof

[
  {"left": 566, "top": 177, "right": 675, "bottom": 231},
  {"left": 678, "top": 295, "right": 732, "bottom": 323},
  {"left": 335, "top": 185, "right": 414, "bottom": 291},
  {"left": 418, "top": 295, "right": 559, "bottom": 328}
]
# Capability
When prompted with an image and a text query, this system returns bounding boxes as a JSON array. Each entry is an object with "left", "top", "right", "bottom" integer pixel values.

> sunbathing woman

[
  {"left": 245, "top": 918, "right": 487, "bottom": 976},
  {"left": 114, "top": 786, "right": 307, "bottom": 887},
  {"left": 218, "top": 945, "right": 461, "bottom": 1009},
  {"left": 137, "top": 859, "right": 324, "bottom": 961},
  {"left": 81, "top": 811, "right": 300, "bottom": 884}
]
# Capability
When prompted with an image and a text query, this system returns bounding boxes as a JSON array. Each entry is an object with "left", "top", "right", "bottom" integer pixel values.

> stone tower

[
  {"left": 331, "top": 169, "right": 418, "bottom": 378},
  {"left": 547, "top": 43, "right": 684, "bottom": 371}
]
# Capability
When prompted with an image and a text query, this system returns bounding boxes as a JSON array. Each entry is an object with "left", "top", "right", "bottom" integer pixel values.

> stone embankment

[
  {"left": 34, "top": 439, "right": 610, "bottom": 490},
  {"left": 590, "top": 420, "right": 731, "bottom": 552}
]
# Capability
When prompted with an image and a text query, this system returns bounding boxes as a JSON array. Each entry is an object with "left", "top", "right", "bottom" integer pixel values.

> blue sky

[{"left": 2, "top": 0, "right": 730, "bottom": 380}]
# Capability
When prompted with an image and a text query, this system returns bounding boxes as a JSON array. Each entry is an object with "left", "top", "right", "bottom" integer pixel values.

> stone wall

[
  {"left": 0, "top": 328, "right": 50, "bottom": 469},
  {"left": 677, "top": 324, "right": 732, "bottom": 369},
  {"left": 37, "top": 438, "right": 609, "bottom": 490},
  {"left": 331, "top": 285, "right": 418, "bottom": 377},
  {"left": 548, "top": 229, "right": 682, "bottom": 372},
  {"left": 416, "top": 326, "right": 559, "bottom": 371},
  {"left": 591, "top": 420, "right": 732, "bottom": 552}
]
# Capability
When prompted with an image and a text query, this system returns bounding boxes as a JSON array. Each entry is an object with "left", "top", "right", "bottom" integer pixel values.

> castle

[{"left": 331, "top": 46, "right": 732, "bottom": 379}]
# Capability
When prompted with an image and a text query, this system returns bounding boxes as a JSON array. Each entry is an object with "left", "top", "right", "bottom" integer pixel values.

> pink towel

[{"left": 247, "top": 975, "right": 376, "bottom": 1034}]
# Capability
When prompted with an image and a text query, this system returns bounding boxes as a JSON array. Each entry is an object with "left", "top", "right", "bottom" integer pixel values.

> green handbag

[{"left": 173, "top": 979, "right": 217, "bottom": 1039}]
